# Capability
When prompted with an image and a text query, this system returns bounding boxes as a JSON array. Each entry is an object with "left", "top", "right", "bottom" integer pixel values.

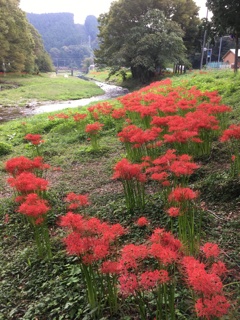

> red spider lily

[
  {"left": 185, "top": 111, "right": 219, "bottom": 131},
  {"left": 149, "top": 244, "right": 178, "bottom": 265},
  {"left": 112, "top": 158, "right": 146, "bottom": 182},
  {"left": 25, "top": 134, "right": 44, "bottom": 145},
  {"left": 167, "top": 207, "right": 180, "bottom": 217},
  {"left": 64, "top": 192, "right": 90, "bottom": 210},
  {"left": 88, "top": 102, "right": 114, "bottom": 116},
  {"left": 148, "top": 150, "right": 199, "bottom": 182},
  {"left": 85, "top": 122, "right": 104, "bottom": 134},
  {"left": 73, "top": 113, "right": 87, "bottom": 122},
  {"left": 197, "top": 102, "right": 232, "bottom": 115},
  {"left": 201, "top": 242, "right": 220, "bottom": 259},
  {"left": 100, "top": 261, "right": 121, "bottom": 274},
  {"left": 117, "top": 125, "right": 143, "bottom": 143},
  {"left": 181, "top": 256, "right": 223, "bottom": 297},
  {"left": 168, "top": 157, "right": 200, "bottom": 177},
  {"left": 58, "top": 211, "right": 85, "bottom": 231},
  {"left": 118, "top": 125, "right": 162, "bottom": 147},
  {"left": 118, "top": 244, "right": 148, "bottom": 271},
  {"left": 210, "top": 261, "right": 228, "bottom": 277},
  {"left": 168, "top": 187, "right": 198, "bottom": 202},
  {"left": 121, "top": 244, "right": 148, "bottom": 260},
  {"left": 60, "top": 213, "right": 125, "bottom": 262},
  {"left": 111, "top": 108, "right": 126, "bottom": 119},
  {"left": 136, "top": 217, "right": 149, "bottom": 227},
  {"left": 7, "top": 172, "right": 48, "bottom": 193},
  {"left": 195, "top": 295, "right": 230, "bottom": 319},
  {"left": 18, "top": 193, "right": 50, "bottom": 220},
  {"left": 220, "top": 124, "right": 240, "bottom": 142},
  {"left": 149, "top": 228, "right": 182, "bottom": 252},
  {"left": 5, "top": 156, "right": 50, "bottom": 176},
  {"left": 119, "top": 273, "right": 139, "bottom": 296},
  {"left": 55, "top": 113, "right": 70, "bottom": 119},
  {"left": 63, "top": 232, "right": 111, "bottom": 263},
  {"left": 151, "top": 116, "right": 170, "bottom": 127},
  {"left": 139, "top": 269, "right": 170, "bottom": 290},
  {"left": 164, "top": 130, "right": 200, "bottom": 144}
]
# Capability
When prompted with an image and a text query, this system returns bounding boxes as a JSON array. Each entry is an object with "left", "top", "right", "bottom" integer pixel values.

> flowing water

[{"left": 0, "top": 81, "right": 129, "bottom": 123}]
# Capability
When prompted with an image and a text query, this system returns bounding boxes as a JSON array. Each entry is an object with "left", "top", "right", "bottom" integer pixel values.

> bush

[{"left": 0, "top": 142, "right": 12, "bottom": 156}]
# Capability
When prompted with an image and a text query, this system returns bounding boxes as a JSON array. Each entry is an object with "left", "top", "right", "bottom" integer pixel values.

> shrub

[{"left": 0, "top": 142, "right": 12, "bottom": 156}]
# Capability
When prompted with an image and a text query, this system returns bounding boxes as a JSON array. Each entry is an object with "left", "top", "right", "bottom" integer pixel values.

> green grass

[
  {"left": 0, "top": 73, "right": 104, "bottom": 107},
  {"left": 0, "top": 69, "right": 239, "bottom": 319}
]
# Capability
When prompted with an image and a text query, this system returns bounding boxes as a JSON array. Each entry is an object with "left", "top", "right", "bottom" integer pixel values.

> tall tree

[
  {"left": 84, "top": 15, "right": 99, "bottom": 44},
  {"left": 0, "top": 0, "right": 34, "bottom": 72},
  {"left": 28, "top": 24, "right": 53, "bottom": 72},
  {"left": 206, "top": 0, "right": 240, "bottom": 72},
  {"left": 95, "top": 0, "right": 196, "bottom": 82},
  {"left": 0, "top": 0, "right": 51, "bottom": 73}
]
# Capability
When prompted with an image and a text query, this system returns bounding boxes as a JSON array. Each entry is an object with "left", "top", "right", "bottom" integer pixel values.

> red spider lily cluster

[
  {"left": 136, "top": 216, "right": 149, "bottom": 227},
  {"left": 112, "top": 158, "right": 146, "bottom": 210},
  {"left": 4, "top": 78, "right": 238, "bottom": 318},
  {"left": 5, "top": 156, "right": 50, "bottom": 225},
  {"left": 48, "top": 112, "right": 70, "bottom": 120},
  {"left": 85, "top": 121, "right": 104, "bottom": 150},
  {"left": 182, "top": 245, "right": 230, "bottom": 320},
  {"left": 25, "top": 133, "right": 44, "bottom": 145},
  {"left": 5, "top": 155, "right": 52, "bottom": 258},
  {"left": 144, "top": 149, "right": 200, "bottom": 185},
  {"left": 88, "top": 102, "right": 114, "bottom": 121},
  {"left": 219, "top": 124, "right": 240, "bottom": 142},
  {"left": 59, "top": 212, "right": 125, "bottom": 264},
  {"left": 5, "top": 156, "right": 50, "bottom": 177},
  {"left": 85, "top": 121, "right": 104, "bottom": 134},
  {"left": 220, "top": 124, "right": 240, "bottom": 176},
  {"left": 64, "top": 192, "right": 90, "bottom": 210},
  {"left": 59, "top": 209, "right": 230, "bottom": 319}
]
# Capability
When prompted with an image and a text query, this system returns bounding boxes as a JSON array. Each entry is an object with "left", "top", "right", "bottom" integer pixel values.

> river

[{"left": 0, "top": 81, "right": 129, "bottom": 123}]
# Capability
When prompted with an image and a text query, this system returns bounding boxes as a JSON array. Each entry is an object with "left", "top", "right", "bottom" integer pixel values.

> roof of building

[{"left": 223, "top": 49, "right": 240, "bottom": 59}]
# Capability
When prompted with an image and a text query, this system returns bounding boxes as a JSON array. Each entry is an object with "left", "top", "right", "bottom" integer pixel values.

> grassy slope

[
  {"left": 0, "top": 70, "right": 239, "bottom": 319},
  {"left": 0, "top": 73, "right": 104, "bottom": 107}
]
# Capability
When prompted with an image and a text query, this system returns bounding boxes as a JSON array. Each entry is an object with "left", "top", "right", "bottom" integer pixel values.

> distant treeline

[{"left": 27, "top": 13, "right": 99, "bottom": 69}]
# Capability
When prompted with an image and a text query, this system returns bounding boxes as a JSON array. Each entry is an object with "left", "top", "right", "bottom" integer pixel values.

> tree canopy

[
  {"left": 95, "top": 0, "right": 200, "bottom": 82},
  {"left": 0, "top": 0, "right": 52, "bottom": 73},
  {"left": 206, "top": 0, "right": 240, "bottom": 71}
]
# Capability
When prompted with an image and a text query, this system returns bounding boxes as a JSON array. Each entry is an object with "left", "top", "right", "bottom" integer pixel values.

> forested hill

[{"left": 27, "top": 13, "right": 99, "bottom": 69}]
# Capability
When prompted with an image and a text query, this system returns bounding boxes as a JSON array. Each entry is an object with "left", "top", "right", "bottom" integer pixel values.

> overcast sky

[{"left": 19, "top": 0, "right": 209, "bottom": 24}]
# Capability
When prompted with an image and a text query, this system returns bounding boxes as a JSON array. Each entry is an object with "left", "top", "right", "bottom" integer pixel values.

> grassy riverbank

[
  {"left": 0, "top": 70, "right": 239, "bottom": 319},
  {"left": 0, "top": 73, "right": 104, "bottom": 107}
]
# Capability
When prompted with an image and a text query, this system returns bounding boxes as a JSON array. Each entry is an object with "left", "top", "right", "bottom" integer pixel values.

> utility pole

[
  {"left": 200, "top": 8, "right": 209, "bottom": 70},
  {"left": 218, "top": 37, "right": 223, "bottom": 63}
]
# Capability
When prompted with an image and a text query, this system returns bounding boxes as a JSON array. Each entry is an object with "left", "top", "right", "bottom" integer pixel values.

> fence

[{"left": 206, "top": 62, "right": 231, "bottom": 69}]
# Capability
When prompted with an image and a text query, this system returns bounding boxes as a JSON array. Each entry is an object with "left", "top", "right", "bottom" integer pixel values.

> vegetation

[
  {"left": 27, "top": 13, "right": 99, "bottom": 69},
  {"left": 0, "top": 0, "right": 53, "bottom": 73},
  {"left": 95, "top": 0, "right": 200, "bottom": 82},
  {"left": 0, "top": 73, "right": 104, "bottom": 107},
  {"left": 206, "top": 0, "right": 240, "bottom": 72},
  {"left": 0, "top": 70, "right": 239, "bottom": 319}
]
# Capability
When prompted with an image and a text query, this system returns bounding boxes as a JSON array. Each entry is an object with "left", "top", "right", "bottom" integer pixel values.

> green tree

[
  {"left": 95, "top": 1, "right": 191, "bottom": 82},
  {"left": 0, "top": 0, "right": 34, "bottom": 72},
  {"left": 0, "top": 0, "right": 50, "bottom": 73},
  {"left": 206, "top": 0, "right": 240, "bottom": 72},
  {"left": 28, "top": 24, "right": 53, "bottom": 72},
  {"left": 84, "top": 15, "right": 99, "bottom": 43}
]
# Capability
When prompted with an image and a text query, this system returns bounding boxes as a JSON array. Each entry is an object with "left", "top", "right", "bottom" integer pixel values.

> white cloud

[
  {"left": 19, "top": 0, "right": 209, "bottom": 24},
  {"left": 19, "top": 0, "right": 114, "bottom": 24}
]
